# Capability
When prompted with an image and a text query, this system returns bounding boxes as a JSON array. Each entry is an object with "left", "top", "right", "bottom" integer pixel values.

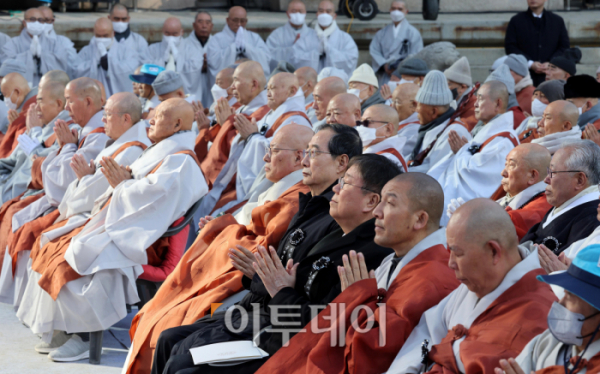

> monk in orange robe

[
  {"left": 256, "top": 173, "right": 461, "bottom": 374},
  {"left": 0, "top": 72, "right": 38, "bottom": 158}
]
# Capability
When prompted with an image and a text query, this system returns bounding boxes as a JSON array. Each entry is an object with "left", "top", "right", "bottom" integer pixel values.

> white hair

[{"left": 561, "top": 139, "right": 600, "bottom": 185}]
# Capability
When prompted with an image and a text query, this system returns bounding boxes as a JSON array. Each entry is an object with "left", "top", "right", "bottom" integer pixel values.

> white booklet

[{"left": 189, "top": 340, "right": 269, "bottom": 367}]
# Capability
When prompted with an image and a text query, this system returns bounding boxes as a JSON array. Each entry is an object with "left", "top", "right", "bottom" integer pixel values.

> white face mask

[
  {"left": 578, "top": 106, "right": 584, "bottom": 115},
  {"left": 356, "top": 123, "right": 386, "bottom": 147},
  {"left": 547, "top": 301, "right": 600, "bottom": 346},
  {"left": 531, "top": 98, "right": 548, "bottom": 117},
  {"left": 289, "top": 12, "right": 306, "bottom": 26},
  {"left": 399, "top": 78, "right": 415, "bottom": 85},
  {"left": 211, "top": 84, "right": 229, "bottom": 102},
  {"left": 4, "top": 91, "right": 17, "bottom": 111},
  {"left": 390, "top": 10, "right": 405, "bottom": 23},
  {"left": 387, "top": 82, "right": 399, "bottom": 92},
  {"left": 96, "top": 37, "right": 113, "bottom": 49},
  {"left": 163, "top": 35, "right": 182, "bottom": 46},
  {"left": 317, "top": 13, "right": 333, "bottom": 28},
  {"left": 43, "top": 23, "right": 53, "bottom": 35},
  {"left": 112, "top": 21, "right": 129, "bottom": 33},
  {"left": 347, "top": 87, "right": 367, "bottom": 102},
  {"left": 26, "top": 21, "right": 45, "bottom": 37}
]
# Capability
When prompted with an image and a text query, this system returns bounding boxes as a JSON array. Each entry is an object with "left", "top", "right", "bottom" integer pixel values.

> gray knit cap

[
  {"left": 535, "top": 79, "right": 566, "bottom": 103},
  {"left": 504, "top": 54, "right": 528, "bottom": 77},
  {"left": 415, "top": 70, "right": 453, "bottom": 106},
  {"left": 393, "top": 58, "right": 429, "bottom": 78},
  {"left": 0, "top": 59, "right": 27, "bottom": 77},
  {"left": 152, "top": 70, "right": 184, "bottom": 96},
  {"left": 485, "top": 64, "right": 515, "bottom": 95}
]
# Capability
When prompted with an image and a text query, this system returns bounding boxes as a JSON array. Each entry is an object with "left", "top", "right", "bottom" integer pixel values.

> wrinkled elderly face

[
  {"left": 545, "top": 64, "right": 569, "bottom": 81},
  {"left": 416, "top": 102, "right": 438, "bottom": 125},
  {"left": 232, "top": 71, "right": 255, "bottom": 105},
  {"left": 226, "top": 7, "right": 247, "bottom": 33},
  {"left": 64, "top": 85, "right": 88, "bottom": 125},
  {"left": 194, "top": 13, "right": 213, "bottom": 38},
  {"left": 544, "top": 149, "right": 584, "bottom": 207},
  {"left": 501, "top": 148, "right": 533, "bottom": 197},
  {"left": 348, "top": 81, "right": 372, "bottom": 102},
  {"left": 263, "top": 133, "right": 302, "bottom": 182},
  {"left": 474, "top": 85, "right": 498, "bottom": 123},
  {"left": 326, "top": 98, "right": 357, "bottom": 127},
  {"left": 148, "top": 102, "right": 178, "bottom": 143},
  {"left": 36, "top": 87, "right": 62, "bottom": 125},
  {"left": 101, "top": 97, "right": 130, "bottom": 140},
  {"left": 266, "top": 77, "right": 292, "bottom": 110},
  {"left": 301, "top": 129, "right": 338, "bottom": 188},
  {"left": 393, "top": 86, "right": 416, "bottom": 122},
  {"left": 373, "top": 179, "right": 414, "bottom": 248},
  {"left": 539, "top": 104, "right": 568, "bottom": 137},
  {"left": 313, "top": 84, "right": 335, "bottom": 121},
  {"left": 532, "top": 90, "right": 550, "bottom": 105}
]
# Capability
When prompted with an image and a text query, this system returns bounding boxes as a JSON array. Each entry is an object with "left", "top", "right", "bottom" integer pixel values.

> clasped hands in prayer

[
  {"left": 494, "top": 357, "right": 534, "bottom": 374},
  {"left": 54, "top": 119, "right": 78, "bottom": 147},
  {"left": 191, "top": 100, "right": 210, "bottom": 131},
  {"left": 448, "top": 130, "right": 469, "bottom": 154},
  {"left": 99, "top": 156, "right": 132, "bottom": 188},
  {"left": 214, "top": 98, "right": 258, "bottom": 139}
]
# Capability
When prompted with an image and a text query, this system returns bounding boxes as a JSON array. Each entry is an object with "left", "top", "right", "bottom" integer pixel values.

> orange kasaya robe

[
  {"left": 518, "top": 127, "right": 540, "bottom": 144},
  {"left": 0, "top": 94, "right": 38, "bottom": 159},
  {"left": 255, "top": 244, "right": 461, "bottom": 374},
  {"left": 535, "top": 354, "right": 600, "bottom": 374},
  {"left": 450, "top": 84, "right": 479, "bottom": 132},
  {"left": 125, "top": 181, "right": 310, "bottom": 374},
  {"left": 506, "top": 193, "right": 552, "bottom": 241},
  {"left": 426, "top": 269, "right": 556, "bottom": 374},
  {"left": 509, "top": 106, "right": 527, "bottom": 131}
]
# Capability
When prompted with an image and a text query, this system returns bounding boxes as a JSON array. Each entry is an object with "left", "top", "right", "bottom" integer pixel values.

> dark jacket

[
  {"left": 505, "top": 9, "right": 570, "bottom": 86},
  {"left": 520, "top": 200, "right": 600, "bottom": 254},
  {"left": 361, "top": 90, "right": 386, "bottom": 112}
]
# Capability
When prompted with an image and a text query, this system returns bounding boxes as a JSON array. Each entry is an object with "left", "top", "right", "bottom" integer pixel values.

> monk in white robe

[
  {"left": 206, "top": 72, "right": 312, "bottom": 216},
  {"left": 311, "top": 76, "right": 347, "bottom": 129},
  {"left": 370, "top": 1, "right": 423, "bottom": 85},
  {"left": 386, "top": 199, "right": 556, "bottom": 374},
  {"left": 295, "top": 66, "right": 318, "bottom": 120},
  {"left": 16, "top": 98, "right": 208, "bottom": 359},
  {"left": 325, "top": 92, "right": 360, "bottom": 127},
  {"left": 1, "top": 8, "right": 77, "bottom": 87},
  {"left": 393, "top": 82, "right": 420, "bottom": 156},
  {"left": 108, "top": 4, "right": 149, "bottom": 59},
  {"left": 0, "top": 79, "right": 70, "bottom": 204},
  {"left": 149, "top": 15, "right": 215, "bottom": 108},
  {"left": 428, "top": 81, "right": 518, "bottom": 226},
  {"left": 360, "top": 104, "right": 408, "bottom": 171},
  {"left": 532, "top": 100, "right": 582, "bottom": 153},
  {"left": 207, "top": 7, "right": 271, "bottom": 77},
  {"left": 0, "top": 78, "right": 108, "bottom": 308},
  {"left": 313, "top": 0, "right": 358, "bottom": 76},
  {"left": 266, "top": 1, "right": 320, "bottom": 71},
  {"left": 70, "top": 18, "right": 141, "bottom": 97},
  {"left": 0, "top": 32, "right": 10, "bottom": 64}
]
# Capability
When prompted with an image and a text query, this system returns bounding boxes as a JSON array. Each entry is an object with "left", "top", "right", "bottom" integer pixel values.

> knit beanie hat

[
  {"left": 504, "top": 54, "right": 528, "bottom": 77},
  {"left": 349, "top": 63, "right": 379, "bottom": 88},
  {"left": 550, "top": 56, "right": 577, "bottom": 76},
  {"left": 534, "top": 80, "right": 566, "bottom": 103},
  {"left": 485, "top": 64, "right": 515, "bottom": 95},
  {"left": 491, "top": 56, "right": 508, "bottom": 72},
  {"left": 152, "top": 70, "right": 185, "bottom": 96},
  {"left": 415, "top": 70, "right": 453, "bottom": 106},
  {"left": 444, "top": 56, "right": 472, "bottom": 87},
  {"left": 393, "top": 58, "right": 429, "bottom": 78}
]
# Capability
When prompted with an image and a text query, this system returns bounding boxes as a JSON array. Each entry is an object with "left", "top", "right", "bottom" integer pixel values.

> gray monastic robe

[{"left": 266, "top": 22, "right": 320, "bottom": 71}]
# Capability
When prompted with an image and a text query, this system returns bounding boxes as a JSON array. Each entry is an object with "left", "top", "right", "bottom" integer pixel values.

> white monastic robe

[
  {"left": 0, "top": 100, "right": 8, "bottom": 135},
  {"left": 386, "top": 246, "right": 542, "bottom": 374},
  {"left": 1, "top": 29, "right": 77, "bottom": 87},
  {"left": 430, "top": 112, "right": 517, "bottom": 226},
  {"left": 207, "top": 25, "right": 271, "bottom": 78},
  {"left": 115, "top": 28, "right": 149, "bottom": 61},
  {"left": 532, "top": 126, "right": 583, "bottom": 154},
  {"left": 149, "top": 33, "right": 214, "bottom": 108},
  {"left": 234, "top": 169, "right": 303, "bottom": 226},
  {"left": 497, "top": 181, "right": 546, "bottom": 209},
  {"left": 0, "top": 32, "right": 10, "bottom": 64},
  {"left": 0, "top": 110, "right": 73, "bottom": 204},
  {"left": 16, "top": 131, "right": 208, "bottom": 340},
  {"left": 313, "top": 21, "right": 358, "bottom": 76},
  {"left": 365, "top": 135, "right": 407, "bottom": 172},
  {"left": 398, "top": 111, "right": 420, "bottom": 158},
  {"left": 408, "top": 116, "right": 472, "bottom": 174},
  {"left": 266, "top": 22, "right": 320, "bottom": 71},
  {"left": 370, "top": 20, "right": 423, "bottom": 85},
  {"left": 70, "top": 37, "right": 141, "bottom": 97}
]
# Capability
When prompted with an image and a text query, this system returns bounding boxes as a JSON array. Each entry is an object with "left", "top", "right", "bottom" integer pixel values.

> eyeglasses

[
  {"left": 264, "top": 146, "right": 301, "bottom": 157},
  {"left": 356, "top": 119, "right": 389, "bottom": 127},
  {"left": 25, "top": 17, "right": 45, "bottom": 23},
  {"left": 302, "top": 148, "right": 332, "bottom": 159},
  {"left": 42, "top": 18, "right": 55, "bottom": 24},
  {"left": 338, "top": 177, "right": 379, "bottom": 195},
  {"left": 547, "top": 168, "right": 585, "bottom": 179}
]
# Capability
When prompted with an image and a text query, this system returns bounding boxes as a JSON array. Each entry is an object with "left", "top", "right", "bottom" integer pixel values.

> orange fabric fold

[{"left": 0, "top": 95, "right": 37, "bottom": 159}]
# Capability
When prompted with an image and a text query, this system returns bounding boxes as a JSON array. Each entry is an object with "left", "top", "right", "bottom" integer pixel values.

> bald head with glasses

[{"left": 263, "top": 123, "right": 313, "bottom": 183}]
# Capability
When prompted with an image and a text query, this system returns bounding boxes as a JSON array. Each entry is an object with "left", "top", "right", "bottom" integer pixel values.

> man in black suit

[
  {"left": 151, "top": 127, "right": 399, "bottom": 374},
  {"left": 521, "top": 140, "right": 600, "bottom": 255},
  {"left": 505, "top": 0, "right": 570, "bottom": 86}
]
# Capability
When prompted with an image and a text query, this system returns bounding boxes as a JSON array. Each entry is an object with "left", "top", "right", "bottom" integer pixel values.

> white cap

[
  {"left": 444, "top": 56, "right": 472, "bottom": 87},
  {"left": 348, "top": 63, "right": 379, "bottom": 89}
]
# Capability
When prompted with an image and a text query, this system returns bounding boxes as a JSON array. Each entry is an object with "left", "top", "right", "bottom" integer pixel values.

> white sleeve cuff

[{"left": 528, "top": 60, "right": 534, "bottom": 68}]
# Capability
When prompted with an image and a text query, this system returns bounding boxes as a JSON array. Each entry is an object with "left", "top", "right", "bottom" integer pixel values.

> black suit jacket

[
  {"left": 505, "top": 8, "right": 570, "bottom": 86},
  {"left": 520, "top": 200, "right": 600, "bottom": 255}
]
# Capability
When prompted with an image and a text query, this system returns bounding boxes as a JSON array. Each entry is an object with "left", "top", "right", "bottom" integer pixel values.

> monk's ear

[
  {"left": 529, "top": 168, "right": 540, "bottom": 185},
  {"left": 56, "top": 98, "right": 64, "bottom": 109},
  {"left": 290, "top": 86, "right": 298, "bottom": 97},
  {"left": 488, "top": 240, "right": 502, "bottom": 264},
  {"left": 413, "top": 210, "right": 429, "bottom": 231},
  {"left": 384, "top": 122, "right": 394, "bottom": 137},
  {"left": 563, "top": 121, "right": 573, "bottom": 131}
]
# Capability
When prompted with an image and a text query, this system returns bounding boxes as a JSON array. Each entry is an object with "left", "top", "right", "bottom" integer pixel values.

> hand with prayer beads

[
  {"left": 233, "top": 114, "right": 258, "bottom": 140},
  {"left": 338, "top": 250, "right": 375, "bottom": 292},
  {"left": 70, "top": 154, "right": 96, "bottom": 181},
  {"left": 494, "top": 358, "right": 531, "bottom": 374},
  {"left": 198, "top": 215, "right": 214, "bottom": 230},
  {"left": 54, "top": 119, "right": 78, "bottom": 147},
  {"left": 380, "top": 84, "right": 392, "bottom": 100},
  {"left": 7, "top": 109, "right": 18, "bottom": 124},
  {"left": 448, "top": 130, "right": 469, "bottom": 154},
  {"left": 582, "top": 123, "right": 600, "bottom": 147},
  {"left": 253, "top": 245, "right": 298, "bottom": 298},
  {"left": 230, "top": 244, "right": 258, "bottom": 279},
  {"left": 25, "top": 104, "right": 42, "bottom": 131},
  {"left": 537, "top": 244, "right": 568, "bottom": 273},
  {"left": 100, "top": 156, "right": 132, "bottom": 188},
  {"left": 214, "top": 98, "right": 234, "bottom": 126}
]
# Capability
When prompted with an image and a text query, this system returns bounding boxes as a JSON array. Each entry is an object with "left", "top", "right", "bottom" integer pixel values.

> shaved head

[
  {"left": 94, "top": 17, "right": 114, "bottom": 38},
  {"left": 266, "top": 123, "right": 314, "bottom": 182},
  {"left": 91, "top": 78, "right": 106, "bottom": 104},
  {"left": 326, "top": 93, "right": 361, "bottom": 127},
  {"left": 447, "top": 198, "right": 522, "bottom": 298},
  {"left": 36, "top": 81, "right": 66, "bottom": 125},
  {"left": 501, "top": 143, "right": 550, "bottom": 196},
  {"left": 288, "top": 0, "right": 307, "bottom": 12},
  {"left": 295, "top": 66, "right": 318, "bottom": 97},
  {"left": 40, "top": 81, "right": 66, "bottom": 102},
  {"left": 38, "top": 5, "right": 54, "bottom": 19},
  {"left": 24, "top": 8, "right": 43, "bottom": 20},
  {"left": 364, "top": 104, "right": 400, "bottom": 131},
  {"left": 40, "top": 70, "right": 70, "bottom": 87},
  {"left": 103, "top": 92, "right": 142, "bottom": 139},
  {"left": 110, "top": 3, "right": 129, "bottom": 16},
  {"left": 0, "top": 72, "right": 31, "bottom": 109},
  {"left": 393, "top": 173, "right": 443, "bottom": 228},
  {"left": 112, "top": 92, "right": 142, "bottom": 124},
  {"left": 67, "top": 77, "right": 103, "bottom": 107},
  {"left": 64, "top": 77, "right": 103, "bottom": 126},
  {"left": 518, "top": 143, "right": 551, "bottom": 177},
  {"left": 227, "top": 6, "right": 247, "bottom": 33},
  {"left": 539, "top": 100, "right": 579, "bottom": 137},
  {"left": 233, "top": 61, "right": 267, "bottom": 105},
  {"left": 267, "top": 72, "right": 299, "bottom": 109},
  {"left": 148, "top": 98, "right": 194, "bottom": 143},
  {"left": 163, "top": 17, "right": 183, "bottom": 36},
  {"left": 393, "top": 82, "right": 419, "bottom": 121},
  {"left": 313, "top": 76, "right": 347, "bottom": 121},
  {"left": 481, "top": 81, "right": 509, "bottom": 110}
]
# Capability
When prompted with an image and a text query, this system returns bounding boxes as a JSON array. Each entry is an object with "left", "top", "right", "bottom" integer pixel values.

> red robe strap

[
  {"left": 111, "top": 141, "right": 148, "bottom": 158},
  {"left": 410, "top": 119, "right": 467, "bottom": 167},
  {"left": 476, "top": 131, "right": 519, "bottom": 153},
  {"left": 255, "top": 245, "right": 460, "bottom": 374},
  {"left": 449, "top": 83, "right": 479, "bottom": 132},
  {"left": 518, "top": 128, "right": 540, "bottom": 144},
  {"left": 376, "top": 148, "right": 408, "bottom": 172},
  {"left": 0, "top": 95, "right": 37, "bottom": 159},
  {"left": 398, "top": 120, "right": 420, "bottom": 131},
  {"left": 510, "top": 106, "right": 526, "bottom": 130},
  {"left": 264, "top": 111, "right": 311, "bottom": 138},
  {"left": 78, "top": 126, "right": 106, "bottom": 148},
  {"left": 305, "top": 102, "right": 313, "bottom": 111},
  {"left": 427, "top": 269, "right": 557, "bottom": 374},
  {"left": 506, "top": 193, "right": 552, "bottom": 241}
]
